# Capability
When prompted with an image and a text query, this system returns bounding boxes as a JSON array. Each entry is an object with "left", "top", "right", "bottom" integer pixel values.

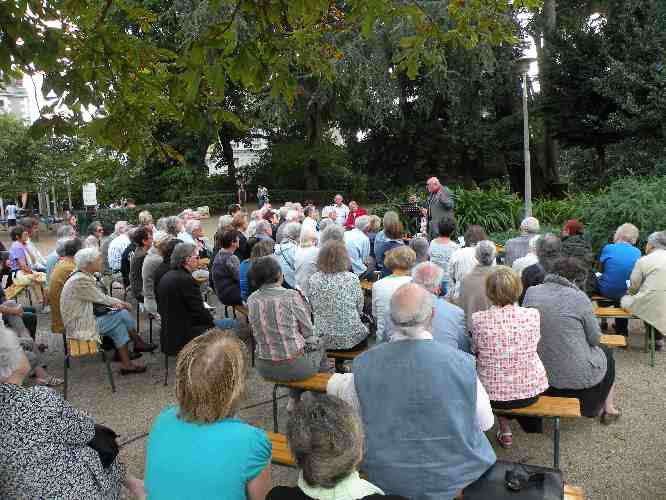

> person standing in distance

[
  {"left": 421, "top": 177, "right": 454, "bottom": 240},
  {"left": 6, "top": 201, "right": 17, "bottom": 227}
]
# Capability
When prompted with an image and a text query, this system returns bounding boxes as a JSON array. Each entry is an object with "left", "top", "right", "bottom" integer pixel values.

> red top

[
  {"left": 471, "top": 304, "right": 549, "bottom": 401},
  {"left": 344, "top": 207, "right": 368, "bottom": 230}
]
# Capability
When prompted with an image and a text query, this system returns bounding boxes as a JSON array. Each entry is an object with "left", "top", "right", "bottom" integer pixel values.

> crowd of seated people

[{"left": 2, "top": 193, "right": 665, "bottom": 500}]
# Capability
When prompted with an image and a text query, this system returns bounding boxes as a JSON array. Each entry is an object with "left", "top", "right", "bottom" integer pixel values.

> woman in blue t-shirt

[
  {"left": 597, "top": 223, "right": 642, "bottom": 335},
  {"left": 145, "top": 329, "right": 271, "bottom": 499}
]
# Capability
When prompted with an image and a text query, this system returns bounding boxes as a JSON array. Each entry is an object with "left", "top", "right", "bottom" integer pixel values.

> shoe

[
  {"left": 112, "top": 351, "right": 142, "bottom": 362},
  {"left": 600, "top": 410, "right": 621, "bottom": 425},
  {"left": 133, "top": 342, "right": 157, "bottom": 353},
  {"left": 35, "top": 376, "right": 64, "bottom": 387},
  {"left": 120, "top": 365, "right": 147, "bottom": 375},
  {"left": 496, "top": 430, "right": 513, "bottom": 448}
]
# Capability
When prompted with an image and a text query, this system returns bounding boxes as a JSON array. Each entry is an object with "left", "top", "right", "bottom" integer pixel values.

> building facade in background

[{"left": 0, "top": 78, "right": 30, "bottom": 122}]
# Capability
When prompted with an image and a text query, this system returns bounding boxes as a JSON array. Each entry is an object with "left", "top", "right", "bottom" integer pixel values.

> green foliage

[
  {"left": 251, "top": 141, "right": 360, "bottom": 191},
  {"left": 581, "top": 177, "right": 666, "bottom": 252}
]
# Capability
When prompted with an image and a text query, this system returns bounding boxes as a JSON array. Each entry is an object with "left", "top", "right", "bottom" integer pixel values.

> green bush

[
  {"left": 581, "top": 176, "right": 666, "bottom": 252},
  {"left": 180, "top": 193, "right": 237, "bottom": 212}
]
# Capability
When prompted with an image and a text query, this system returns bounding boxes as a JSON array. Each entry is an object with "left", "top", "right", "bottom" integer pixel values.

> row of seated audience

[{"left": 2, "top": 194, "right": 665, "bottom": 499}]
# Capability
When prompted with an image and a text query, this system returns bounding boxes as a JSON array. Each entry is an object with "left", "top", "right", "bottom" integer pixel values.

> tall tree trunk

[
  {"left": 303, "top": 83, "right": 323, "bottom": 190},
  {"left": 533, "top": 0, "right": 560, "bottom": 194},
  {"left": 219, "top": 133, "right": 236, "bottom": 185}
]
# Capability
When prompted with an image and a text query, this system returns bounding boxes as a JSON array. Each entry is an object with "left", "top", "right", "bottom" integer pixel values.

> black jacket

[{"left": 156, "top": 267, "right": 214, "bottom": 356}]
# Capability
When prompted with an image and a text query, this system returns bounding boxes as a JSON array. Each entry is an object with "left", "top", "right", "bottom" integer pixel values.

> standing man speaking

[{"left": 422, "top": 177, "right": 455, "bottom": 240}]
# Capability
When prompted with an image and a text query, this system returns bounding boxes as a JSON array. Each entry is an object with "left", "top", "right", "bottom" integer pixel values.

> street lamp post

[{"left": 517, "top": 56, "right": 536, "bottom": 218}]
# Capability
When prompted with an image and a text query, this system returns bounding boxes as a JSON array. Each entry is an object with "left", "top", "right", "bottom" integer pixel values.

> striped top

[{"left": 247, "top": 284, "right": 317, "bottom": 361}]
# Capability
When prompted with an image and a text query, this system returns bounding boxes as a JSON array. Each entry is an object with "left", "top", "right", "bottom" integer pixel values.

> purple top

[{"left": 9, "top": 241, "right": 27, "bottom": 272}]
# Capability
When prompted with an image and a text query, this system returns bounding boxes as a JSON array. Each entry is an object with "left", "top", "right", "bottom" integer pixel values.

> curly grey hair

[
  {"left": 648, "top": 231, "right": 666, "bottom": 250},
  {"left": 475, "top": 240, "right": 497, "bottom": 267},
  {"left": 409, "top": 237, "right": 429, "bottom": 263},
  {"left": 614, "top": 223, "right": 639, "bottom": 244},
  {"left": 164, "top": 216, "right": 182, "bottom": 237},
  {"left": 74, "top": 247, "right": 101, "bottom": 270},
  {"left": 354, "top": 215, "right": 370, "bottom": 232},
  {"left": 0, "top": 327, "right": 24, "bottom": 381},
  {"left": 256, "top": 220, "right": 272, "bottom": 236},
  {"left": 320, "top": 224, "right": 345, "bottom": 246},
  {"left": 287, "top": 394, "right": 363, "bottom": 489},
  {"left": 536, "top": 233, "right": 562, "bottom": 273},
  {"left": 171, "top": 242, "right": 197, "bottom": 269},
  {"left": 283, "top": 222, "right": 302, "bottom": 242},
  {"left": 411, "top": 261, "right": 444, "bottom": 294}
]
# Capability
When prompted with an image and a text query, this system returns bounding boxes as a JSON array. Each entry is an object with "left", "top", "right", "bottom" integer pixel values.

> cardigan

[
  {"left": 48, "top": 259, "right": 76, "bottom": 334},
  {"left": 141, "top": 248, "right": 163, "bottom": 313},
  {"left": 621, "top": 249, "right": 666, "bottom": 333},
  {"left": 459, "top": 265, "right": 494, "bottom": 332},
  {"left": 523, "top": 274, "right": 607, "bottom": 389},
  {"left": 60, "top": 271, "right": 122, "bottom": 342}
]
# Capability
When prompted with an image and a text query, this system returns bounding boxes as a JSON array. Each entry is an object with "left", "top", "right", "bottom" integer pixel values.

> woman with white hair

[
  {"left": 60, "top": 247, "right": 153, "bottom": 374},
  {"left": 0, "top": 328, "right": 145, "bottom": 499},
  {"left": 621, "top": 230, "right": 666, "bottom": 351},
  {"left": 596, "top": 223, "right": 641, "bottom": 335},
  {"left": 274, "top": 222, "right": 301, "bottom": 289},
  {"left": 295, "top": 226, "right": 319, "bottom": 295},
  {"left": 459, "top": 240, "right": 497, "bottom": 332}
]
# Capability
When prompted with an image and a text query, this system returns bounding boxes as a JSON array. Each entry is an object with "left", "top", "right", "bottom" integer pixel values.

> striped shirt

[
  {"left": 247, "top": 284, "right": 316, "bottom": 362},
  {"left": 107, "top": 234, "right": 130, "bottom": 272}
]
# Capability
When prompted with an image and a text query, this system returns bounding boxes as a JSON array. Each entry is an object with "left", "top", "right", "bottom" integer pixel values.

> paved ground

[{"left": 5, "top": 223, "right": 666, "bottom": 499}]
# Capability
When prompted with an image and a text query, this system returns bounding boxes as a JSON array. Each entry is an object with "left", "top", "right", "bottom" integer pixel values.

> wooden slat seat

[
  {"left": 594, "top": 306, "right": 633, "bottom": 318},
  {"left": 360, "top": 280, "right": 373, "bottom": 291},
  {"left": 268, "top": 432, "right": 296, "bottom": 467},
  {"left": 67, "top": 339, "right": 100, "bottom": 357},
  {"left": 268, "top": 373, "right": 331, "bottom": 393},
  {"left": 600, "top": 334, "right": 627, "bottom": 348},
  {"left": 590, "top": 293, "right": 612, "bottom": 303},
  {"left": 494, "top": 396, "right": 580, "bottom": 419},
  {"left": 327, "top": 347, "right": 367, "bottom": 361},
  {"left": 269, "top": 373, "right": 332, "bottom": 433},
  {"left": 495, "top": 396, "right": 581, "bottom": 470},
  {"left": 564, "top": 485, "right": 585, "bottom": 500}
]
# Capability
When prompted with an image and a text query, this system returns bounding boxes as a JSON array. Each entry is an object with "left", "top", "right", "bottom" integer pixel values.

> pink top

[{"left": 471, "top": 304, "right": 549, "bottom": 402}]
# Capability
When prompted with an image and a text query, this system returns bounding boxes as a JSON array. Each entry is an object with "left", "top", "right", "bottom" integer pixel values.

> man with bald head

[
  {"left": 422, "top": 177, "right": 455, "bottom": 240},
  {"left": 411, "top": 261, "right": 470, "bottom": 353},
  {"left": 328, "top": 282, "right": 495, "bottom": 499}
]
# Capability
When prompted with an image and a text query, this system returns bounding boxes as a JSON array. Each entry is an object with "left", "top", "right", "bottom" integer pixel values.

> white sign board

[{"left": 82, "top": 183, "right": 97, "bottom": 206}]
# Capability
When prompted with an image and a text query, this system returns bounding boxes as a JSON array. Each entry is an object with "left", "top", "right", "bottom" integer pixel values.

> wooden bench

[
  {"left": 267, "top": 433, "right": 585, "bottom": 498},
  {"left": 594, "top": 306, "right": 656, "bottom": 366},
  {"left": 63, "top": 335, "right": 115, "bottom": 400},
  {"left": 327, "top": 347, "right": 367, "bottom": 361},
  {"left": 495, "top": 396, "right": 581, "bottom": 470},
  {"left": 233, "top": 304, "right": 249, "bottom": 317},
  {"left": 600, "top": 334, "right": 627, "bottom": 348},
  {"left": 268, "top": 373, "right": 332, "bottom": 432},
  {"left": 268, "top": 432, "right": 296, "bottom": 467}
]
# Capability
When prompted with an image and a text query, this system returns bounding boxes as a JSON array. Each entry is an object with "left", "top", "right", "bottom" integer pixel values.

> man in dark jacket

[
  {"left": 422, "top": 177, "right": 455, "bottom": 240},
  {"left": 157, "top": 242, "right": 238, "bottom": 356}
]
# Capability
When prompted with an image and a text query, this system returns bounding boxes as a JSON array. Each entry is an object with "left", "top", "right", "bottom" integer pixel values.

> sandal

[
  {"left": 600, "top": 410, "right": 621, "bottom": 425},
  {"left": 120, "top": 365, "right": 147, "bottom": 376},
  {"left": 496, "top": 429, "right": 513, "bottom": 448},
  {"left": 36, "top": 376, "right": 64, "bottom": 387}
]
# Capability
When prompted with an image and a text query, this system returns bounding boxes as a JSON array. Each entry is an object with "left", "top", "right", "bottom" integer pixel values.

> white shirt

[
  {"left": 448, "top": 246, "right": 479, "bottom": 302},
  {"left": 344, "top": 228, "right": 370, "bottom": 275},
  {"left": 512, "top": 253, "right": 539, "bottom": 277},
  {"left": 302, "top": 216, "right": 318, "bottom": 234},
  {"left": 372, "top": 275, "right": 412, "bottom": 342},
  {"left": 26, "top": 239, "right": 47, "bottom": 268},
  {"left": 326, "top": 330, "right": 494, "bottom": 432},
  {"left": 294, "top": 246, "right": 319, "bottom": 295},
  {"left": 6, "top": 204, "right": 17, "bottom": 220},
  {"left": 177, "top": 231, "right": 195, "bottom": 245},
  {"left": 107, "top": 234, "right": 130, "bottom": 271},
  {"left": 323, "top": 204, "right": 349, "bottom": 225}
]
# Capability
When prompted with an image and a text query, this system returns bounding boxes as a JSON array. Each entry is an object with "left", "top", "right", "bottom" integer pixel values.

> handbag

[
  {"left": 463, "top": 460, "right": 564, "bottom": 500},
  {"left": 93, "top": 303, "right": 114, "bottom": 317},
  {"left": 88, "top": 424, "right": 120, "bottom": 469}
]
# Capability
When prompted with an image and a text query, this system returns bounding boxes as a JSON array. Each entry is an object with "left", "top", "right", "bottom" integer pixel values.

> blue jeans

[
  {"left": 213, "top": 319, "right": 240, "bottom": 332},
  {"left": 96, "top": 309, "right": 135, "bottom": 348}
]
